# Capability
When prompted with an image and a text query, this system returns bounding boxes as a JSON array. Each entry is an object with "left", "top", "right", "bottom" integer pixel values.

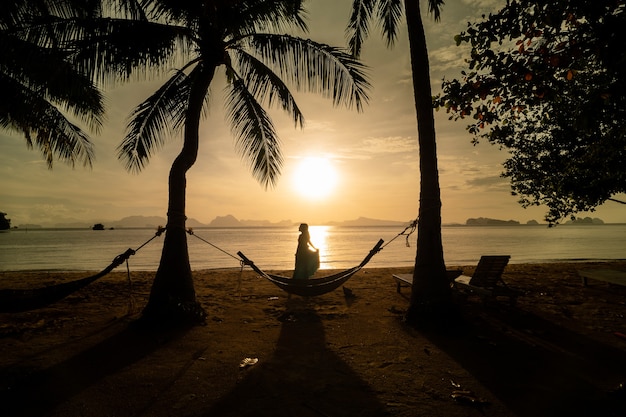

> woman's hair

[{"left": 299, "top": 223, "right": 308, "bottom": 232}]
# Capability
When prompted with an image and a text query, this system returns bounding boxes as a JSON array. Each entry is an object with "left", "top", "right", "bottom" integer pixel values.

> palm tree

[
  {"left": 346, "top": 0, "right": 451, "bottom": 326},
  {"left": 0, "top": 0, "right": 104, "bottom": 168},
  {"left": 74, "top": 0, "right": 370, "bottom": 323}
]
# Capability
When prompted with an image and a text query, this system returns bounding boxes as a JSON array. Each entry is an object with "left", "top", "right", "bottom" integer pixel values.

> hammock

[
  {"left": 0, "top": 248, "right": 135, "bottom": 313},
  {"left": 237, "top": 239, "right": 384, "bottom": 297}
]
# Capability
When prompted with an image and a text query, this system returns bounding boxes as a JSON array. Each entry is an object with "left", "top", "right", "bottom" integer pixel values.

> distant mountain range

[
  {"left": 18, "top": 215, "right": 410, "bottom": 229},
  {"left": 195, "top": 215, "right": 408, "bottom": 228},
  {"left": 16, "top": 215, "right": 608, "bottom": 229}
]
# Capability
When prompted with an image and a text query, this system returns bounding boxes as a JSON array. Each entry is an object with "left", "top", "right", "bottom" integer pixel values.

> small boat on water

[{"left": 92, "top": 223, "right": 105, "bottom": 230}]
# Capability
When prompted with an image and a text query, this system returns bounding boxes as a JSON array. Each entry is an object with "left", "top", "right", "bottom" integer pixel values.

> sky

[{"left": 2, "top": 0, "right": 625, "bottom": 227}]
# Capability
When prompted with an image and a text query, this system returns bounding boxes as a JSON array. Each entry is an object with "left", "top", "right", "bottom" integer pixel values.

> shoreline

[{"left": 2, "top": 258, "right": 626, "bottom": 275}]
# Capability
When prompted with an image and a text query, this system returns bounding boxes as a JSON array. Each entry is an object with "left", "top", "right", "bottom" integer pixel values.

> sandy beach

[{"left": 1, "top": 261, "right": 626, "bottom": 417}]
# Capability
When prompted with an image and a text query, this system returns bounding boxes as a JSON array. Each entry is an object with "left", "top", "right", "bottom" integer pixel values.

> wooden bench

[
  {"left": 392, "top": 270, "right": 463, "bottom": 293},
  {"left": 578, "top": 269, "right": 626, "bottom": 287}
]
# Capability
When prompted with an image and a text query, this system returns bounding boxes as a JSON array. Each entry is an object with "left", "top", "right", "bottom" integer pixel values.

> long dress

[{"left": 293, "top": 232, "right": 319, "bottom": 279}]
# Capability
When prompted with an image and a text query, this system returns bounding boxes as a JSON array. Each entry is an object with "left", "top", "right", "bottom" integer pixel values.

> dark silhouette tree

[
  {"left": 346, "top": 0, "right": 452, "bottom": 326},
  {"left": 74, "top": 0, "right": 370, "bottom": 323},
  {"left": 0, "top": 0, "right": 104, "bottom": 168},
  {"left": 434, "top": 0, "right": 626, "bottom": 224}
]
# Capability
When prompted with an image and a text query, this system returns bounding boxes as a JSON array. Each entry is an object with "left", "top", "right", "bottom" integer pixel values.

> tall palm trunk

[
  {"left": 142, "top": 65, "right": 216, "bottom": 322},
  {"left": 404, "top": 0, "right": 451, "bottom": 325}
]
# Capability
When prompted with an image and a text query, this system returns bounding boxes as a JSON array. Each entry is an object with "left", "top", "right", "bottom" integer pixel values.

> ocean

[{"left": 0, "top": 224, "right": 625, "bottom": 273}]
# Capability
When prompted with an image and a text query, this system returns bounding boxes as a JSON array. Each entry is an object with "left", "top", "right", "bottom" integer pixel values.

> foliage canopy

[
  {"left": 434, "top": 0, "right": 626, "bottom": 223},
  {"left": 0, "top": 0, "right": 104, "bottom": 168}
]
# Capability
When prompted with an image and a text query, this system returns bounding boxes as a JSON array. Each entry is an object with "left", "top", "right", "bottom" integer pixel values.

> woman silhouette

[{"left": 293, "top": 223, "right": 319, "bottom": 279}]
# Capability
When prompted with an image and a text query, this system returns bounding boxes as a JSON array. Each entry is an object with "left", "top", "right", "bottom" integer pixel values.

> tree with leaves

[
  {"left": 346, "top": 0, "right": 453, "bottom": 326},
  {"left": 0, "top": 0, "right": 104, "bottom": 168},
  {"left": 72, "top": 0, "right": 370, "bottom": 323},
  {"left": 434, "top": 0, "right": 626, "bottom": 224}
]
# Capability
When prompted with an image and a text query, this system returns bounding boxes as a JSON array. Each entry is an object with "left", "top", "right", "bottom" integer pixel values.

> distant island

[
  {"left": 564, "top": 217, "right": 605, "bottom": 225},
  {"left": 465, "top": 216, "right": 605, "bottom": 226},
  {"left": 466, "top": 217, "right": 521, "bottom": 226}
]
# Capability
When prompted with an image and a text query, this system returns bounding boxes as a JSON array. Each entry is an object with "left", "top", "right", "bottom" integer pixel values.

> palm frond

[
  {"left": 224, "top": 74, "right": 283, "bottom": 189},
  {"left": 235, "top": 0, "right": 308, "bottom": 35},
  {"left": 247, "top": 34, "right": 370, "bottom": 112},
  {"left": 377, "top": 0, "right": 403, "bottom": 48},
  {"left": 1, "top": 28, "right": 105, "bottom": 131},
  {"left": 0, "top": 78, "right": 95, "bottom": 168},
  {"left": 0, "top": 0, "right": 101, "bottom": 28},
  {"left": 229, "top": 48, "right": 304, "bottom": 128},
  {"left": 68, "top": 17, "right": 192, "bottom": 85},
  {"left": 346, "top": 0, "right": 375, "bottom": 57},
  {"left": 118, "top": 69, "right": 191, "bottom": 173},
  {"left": 107, "top": 0, "right": 147, "bottom": 21},
  {"left": 427, "top": 0, "right": 445, "bottom": 22}
]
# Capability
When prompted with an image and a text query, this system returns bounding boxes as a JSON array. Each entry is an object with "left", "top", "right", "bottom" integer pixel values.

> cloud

[
  {"left": 359, "top": 136, "right": 417, "bottom": 154},
  {"left": 460, "top": 0, "right": 503, "bottom": 9},
  {"left": 465, "top": 174, "right": 510, "bottom": 191},
  {"left": 429, "top": 44, "right": 472, "bottom": 74}
]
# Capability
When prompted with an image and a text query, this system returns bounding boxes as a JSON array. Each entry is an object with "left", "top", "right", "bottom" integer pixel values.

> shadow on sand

[
  {"left": 205, "top": 302, "right": 386, "bottom": 417},
  {"left": 423, "top": 302, "right": 626, "bottom": 417},
  {"left": 0, "top": 319, "right": 191, "bottom": 417}
]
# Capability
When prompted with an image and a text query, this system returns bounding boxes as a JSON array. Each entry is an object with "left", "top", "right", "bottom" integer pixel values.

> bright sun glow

[{"left": 292, "top": 157, "right": 338, "bottom": 200}]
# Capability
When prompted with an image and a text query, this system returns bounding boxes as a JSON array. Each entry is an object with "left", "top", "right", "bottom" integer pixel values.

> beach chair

[{"left": 452, "top": 255, "right": 521, "bottom": 306}]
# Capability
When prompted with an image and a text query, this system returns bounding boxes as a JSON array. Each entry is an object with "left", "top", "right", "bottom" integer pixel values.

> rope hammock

[
  {"left": 186, "top": 219, "right": 417, "bottom": 297},
  {"left": 237, "top": 239, "right": 385, "bottom": 297},
  {"left": 0, "top": 227, "right": 165, "bottom": 313}
]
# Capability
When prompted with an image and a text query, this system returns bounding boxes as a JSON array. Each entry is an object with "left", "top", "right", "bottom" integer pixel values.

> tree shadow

[
  {"left": 422, "top": 303, "right": 626, "bottom": 417},
  {"left": 0, "top": 319, "right": 191, "bottom": 417},
  {"left": 205, "top": 302, "right": 386, "bottom": 417}
]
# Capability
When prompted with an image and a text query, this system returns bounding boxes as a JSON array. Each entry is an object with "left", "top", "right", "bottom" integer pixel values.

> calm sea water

[{"left": 0, "top": 225, "right": 625, "bottom": 273}]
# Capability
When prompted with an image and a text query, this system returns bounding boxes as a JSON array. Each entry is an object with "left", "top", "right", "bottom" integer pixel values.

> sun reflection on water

[{"left": 309, "top": 225, "right": 330, "bottom": 266}]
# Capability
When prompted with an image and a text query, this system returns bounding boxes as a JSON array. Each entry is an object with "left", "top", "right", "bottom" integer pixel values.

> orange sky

[{"left": 1, "top": 0, "right": 625, "bottom": 227}]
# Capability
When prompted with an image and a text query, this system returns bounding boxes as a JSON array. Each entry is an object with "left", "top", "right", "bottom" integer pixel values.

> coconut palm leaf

[
  {"left": 346, "top": 0, "right": 375, "bottom": 57},
  {"left": 230, "top": 48, "right": 304, "bottom": 128},
  {"left": 0, "top": 33, "right": 104, "bottom": 128},
  {"left": 1, "top": 0, "right": 104, "bottom": 168},
  {"left": 67, "top": 17, "right": 192, "bottom": 84},
  {"left": 247, "top": 34, "right": 369, "bottom": 111},
  {"left": 118, "top": 69, "right": 192, "bottom": 172},
  {"left": 232, "top": 0, "right": 308, "bottom": 34},
  {"left": 377, "top": 0, "right": 404, "bottom": 47},
  {"left": 1, "top": 75, "right": 95, "bottom": 168},
  {"left": 225, "top": 73, "right": 282, "bottom": 189}
]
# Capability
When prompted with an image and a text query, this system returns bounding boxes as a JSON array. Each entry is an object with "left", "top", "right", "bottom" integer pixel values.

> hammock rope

[
  {"left": 186, "top": 228, "right": 243, "bottom": 264},
  {"left": 0, "top": 227, "right": 166, "bottom": 313},
  {"left": 381, "top": 218, "right": 417, "bottom": 249}
]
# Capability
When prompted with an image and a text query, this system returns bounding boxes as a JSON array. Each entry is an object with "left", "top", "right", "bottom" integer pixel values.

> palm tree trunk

[
  {"left": 403, "top": 0, "right": 453, "bottom": 326},
  {"left": 142, "top": 65, "right": 216, "bottom": 323}
]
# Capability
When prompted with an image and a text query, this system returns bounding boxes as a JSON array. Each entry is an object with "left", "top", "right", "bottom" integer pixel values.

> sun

[{"left": 292, "top": 157, "right": 338, "bottom": 200}]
